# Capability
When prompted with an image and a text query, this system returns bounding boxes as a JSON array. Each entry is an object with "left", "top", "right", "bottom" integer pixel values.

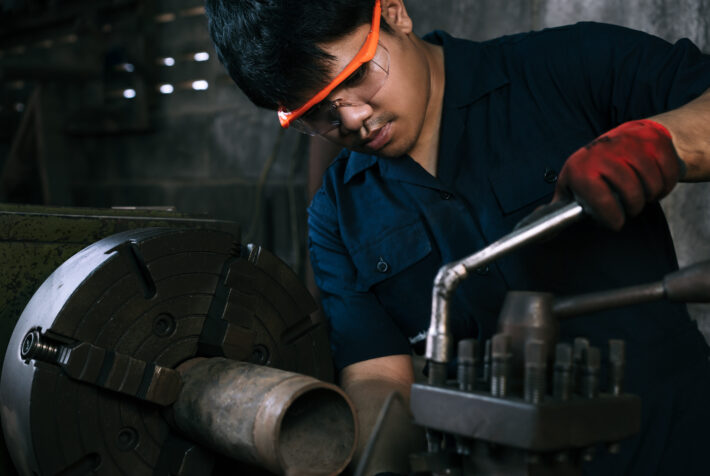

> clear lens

[{"left": 294, "top": 43, "right": 390, "bottom": 136}]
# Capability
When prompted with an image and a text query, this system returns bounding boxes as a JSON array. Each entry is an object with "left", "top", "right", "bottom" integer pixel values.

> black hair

[{"left": 205, "top": 0, "right": 389, "bottom": 110}]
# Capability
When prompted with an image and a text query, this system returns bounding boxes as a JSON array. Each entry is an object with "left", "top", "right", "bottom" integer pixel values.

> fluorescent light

[
  {"left": 161, "top": 57, "right": 175, "bottom": 66},
  {"left": 123, "top": 89, "right": 136, "bottom": 99},
  {"left": 159, "top": 84, "right": 174, "bottom": 94},
  {"left": 191, "top": 80, "right": 208, "bottom": 91},
  {"left": 193, "top": 52, "right": 209, "bottom": 62},
  {"left": 155, "top": 12, "right": 177, "bottom": 23},
  {"left": 180, "top": 6, "right": 206, "bottom": 17}
]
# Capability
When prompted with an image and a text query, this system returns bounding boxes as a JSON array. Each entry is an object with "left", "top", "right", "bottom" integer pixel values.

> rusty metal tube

[{"left": 172, "top": 358, "right": 358, "bottom": 475}]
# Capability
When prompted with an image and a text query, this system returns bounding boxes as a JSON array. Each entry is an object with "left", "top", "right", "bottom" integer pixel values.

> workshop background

[{"left": 1, "top": 0, "right": 709, "bottom": 341}]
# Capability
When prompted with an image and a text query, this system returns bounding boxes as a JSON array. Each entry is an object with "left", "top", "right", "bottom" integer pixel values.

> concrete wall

[
  {"left": 0, "top": 0, "right": 312, "bottom": 277},
  {"left": 403, "top": 0, "right": 710, "bottom": 341}
]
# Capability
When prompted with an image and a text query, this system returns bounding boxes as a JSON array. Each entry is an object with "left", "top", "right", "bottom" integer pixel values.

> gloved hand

[{"left": 552, "top": 119, "right": 684, "bottom": 230}]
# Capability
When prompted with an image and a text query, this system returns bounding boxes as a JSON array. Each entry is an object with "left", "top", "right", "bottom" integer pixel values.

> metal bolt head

[
  {"left": 585, "top": 347, "right": 601, "bottom": 371},
  {"left": 249, "top": 344, "right": 270, "bottom": 365},
  {"left": 573, "top": 337, "right": 589, "bottom": 362},
  {"left": 554, "top": 343, "right": 572, "bottom": 368},
  {"left": 457, "top": 338, "right": 477, "bottom": 363},
  {"left": 491, "top": 333, "right": 511, "bottom": 357},
  {"left": 152, "top": 313, "right": 176, "bottom": 338},
  {"left": 21, "top": 330, "right": 39, "bottom": 359},
  {"left": 116, "top": 427, "right": 139, "bottom": 451},
  {"left": 609, "top": 339, "right": 625, "bottom": 365},
  {"left": 525, "top": 340, "right": 546, "bottom": 366}
]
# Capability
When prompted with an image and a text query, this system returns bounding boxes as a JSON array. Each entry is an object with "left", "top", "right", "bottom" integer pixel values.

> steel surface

[
  {"left": 173, "top": 358, "right": 356, "bottom": 475},
  {"left": 425, "top": 201, "right": 585, "bottom": 368},
  {"left": 0, "top": 226, "right": 331, "bottom": 475},
  {"left": 410, "top": 384, "right": 641, "bottom": 451}
]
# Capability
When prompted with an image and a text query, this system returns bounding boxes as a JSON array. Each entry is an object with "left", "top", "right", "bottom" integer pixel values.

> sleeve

[
  {"left": 307, "top": 186, "right": 412, "bottom": 372},
  {"left": 509, "top": 22, "right": 710, "bottom": 135},
  {"left": 576, "top": 22, "right": 710, "bottom": 125}
]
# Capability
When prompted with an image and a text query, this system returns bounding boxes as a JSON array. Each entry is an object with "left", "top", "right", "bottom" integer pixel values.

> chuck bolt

[
  {"left": 573, "top": 337, "right": 590, "bottom": 394},
  {"left": 21, "top": 329, "right": 60, "bottom": 363},
  {"left": 490, "top": 333, "right": 512, "bottom": 398},
  {"left": 553, "top": 343, "right": 574, "bottom": 401},
  {"left": 482, "top": 339, "right": 492, "bottom": 384},
  {"left": 457, "top": 339, "right": 477, "bottom": 392},
  {"left": 580, "top": 346, "right": 601, "bottom": 399},
  {"left": 609, "top": 339, "right": 626, "bottom": 396},
  {"left": 524, "top": 340, "right": 547, "bottom": 404}
]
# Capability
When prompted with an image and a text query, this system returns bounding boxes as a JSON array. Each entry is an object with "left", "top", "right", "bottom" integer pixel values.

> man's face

[{"left": 316, "top": 23, "right": 433, "bottom": 158}]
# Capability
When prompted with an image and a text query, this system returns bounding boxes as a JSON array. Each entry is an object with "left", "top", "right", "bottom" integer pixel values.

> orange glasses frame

[{"left": 278, "top": 0, "right": 382, "bottom": 129}]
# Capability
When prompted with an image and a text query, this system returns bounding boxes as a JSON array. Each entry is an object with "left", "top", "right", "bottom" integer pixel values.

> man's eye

[
  {"left": 342, "top": 64, "right": 368, "bottom": 87},
  {"left": 303, "top": 101, "right": 325, "bottom": 119}
]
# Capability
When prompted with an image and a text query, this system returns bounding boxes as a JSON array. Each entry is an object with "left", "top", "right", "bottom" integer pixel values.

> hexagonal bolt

[
  {"left": 482, "top": 339, "right": 492, "bottom": 384},
  {"left": 609, "top": 339, "right": 626, "bottom": 396},
  {"left": 116, "top": 427, "right": 140, "bottom": 452},
  {"left": 573, "top": 337, "right": 590, "bottom": 361},
  {"left": 581, "top": 346, "right": 601, "bottom": 399},
  {"left": 573, "top": 337, "right": 590, "bottom": 394},
  {"left": 490, "top": 333, "right": 512, "bottom": 398},
  {"left": 20, "top": 329, "right": 61, "bottom": 363},
  {"left": 152, "top": 313, "right": 176, "bottom": 338},
  {"left": 524, "top": 340, "right": 547, "bottom": 404},
  {"left": 457, "top": 339, "right": 477, "bottom": 392},
  {"left": 426, "top": 429, "right": 443, "bottom": 453},
  {"left": 553, "top": 343, "right": 574, "bottom": 401}
]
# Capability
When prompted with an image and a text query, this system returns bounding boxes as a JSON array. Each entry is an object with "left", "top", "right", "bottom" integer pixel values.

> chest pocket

[
  {"left": 350, "top": 220, "right": 432, "bottom": 292},
  {"left": 488, "top": 156, "right": 560, "bottom": 216}
]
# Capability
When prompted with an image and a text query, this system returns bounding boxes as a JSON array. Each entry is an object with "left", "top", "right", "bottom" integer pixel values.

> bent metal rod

[{"left": 425, "top": 201, "right": 586, "bottom": 383}]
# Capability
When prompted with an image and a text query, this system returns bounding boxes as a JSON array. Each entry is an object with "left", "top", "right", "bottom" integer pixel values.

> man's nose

[{"left": 337, "top": 103, "right": 373, "bottom": 133}]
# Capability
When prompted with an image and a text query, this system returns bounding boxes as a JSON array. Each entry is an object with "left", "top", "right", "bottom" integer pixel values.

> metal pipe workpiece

[{"left": 425, "top": 201, "right": 586, "bottom": 385}]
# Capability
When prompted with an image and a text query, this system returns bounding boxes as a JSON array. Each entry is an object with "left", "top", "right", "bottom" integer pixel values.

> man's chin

[
  {"left": 352, "top": 137, "right": 406, "bottom": 158},
  {"left": 350, "top": 145, "right": 401, "bottom": 158}
]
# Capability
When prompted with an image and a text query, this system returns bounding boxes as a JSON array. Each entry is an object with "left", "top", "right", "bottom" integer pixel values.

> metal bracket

[{"left": 22, "top": 329, "right": 182, "bottom": 406}]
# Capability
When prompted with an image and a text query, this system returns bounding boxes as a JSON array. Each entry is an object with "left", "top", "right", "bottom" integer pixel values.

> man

[{"left": 205, "top": 0, "right": 710, "bottom": 474}]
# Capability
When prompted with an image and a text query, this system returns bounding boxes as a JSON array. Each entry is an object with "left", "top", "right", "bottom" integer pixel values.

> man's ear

[{"left": 381, "top": 0, "right": 413, "bottom": 34}]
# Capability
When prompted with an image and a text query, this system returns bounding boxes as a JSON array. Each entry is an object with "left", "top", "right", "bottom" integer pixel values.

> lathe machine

[{"left": 1, "top": 202, "right": 708, "bottom": 475}]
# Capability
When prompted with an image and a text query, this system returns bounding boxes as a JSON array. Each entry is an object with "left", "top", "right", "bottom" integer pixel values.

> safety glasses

[{"left": 277, "top": 0, "right": 388, "bottom": 136}]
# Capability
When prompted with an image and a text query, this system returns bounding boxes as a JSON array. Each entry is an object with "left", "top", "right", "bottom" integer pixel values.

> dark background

[{"left": 1, "top": 0, "right": 708, "bottom": 341}]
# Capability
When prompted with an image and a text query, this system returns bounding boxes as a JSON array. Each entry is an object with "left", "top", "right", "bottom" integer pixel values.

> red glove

[{"left": 553, "top": 119, "right": 683, "bottom": 230}]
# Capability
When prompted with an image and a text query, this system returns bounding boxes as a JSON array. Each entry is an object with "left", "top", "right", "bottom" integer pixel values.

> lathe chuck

[{"left": 0, "top": 227, "right": 333, "bottom": 475}]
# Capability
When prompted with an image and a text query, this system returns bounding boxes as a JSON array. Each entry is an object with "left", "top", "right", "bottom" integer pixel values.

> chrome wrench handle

[{"left": 425, "top": 201, "right": 585, "bottom": 381}]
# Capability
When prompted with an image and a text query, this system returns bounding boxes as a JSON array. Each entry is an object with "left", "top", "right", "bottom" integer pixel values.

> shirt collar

[
  {"left": 342, "top": 31, "right": 510, "bottom": 184},
  {"left": 424, "top": 30, "right": 510, "bottom": 108},
  {"left": 344, "top": 151, "right": 379, "bottom": 183}
]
